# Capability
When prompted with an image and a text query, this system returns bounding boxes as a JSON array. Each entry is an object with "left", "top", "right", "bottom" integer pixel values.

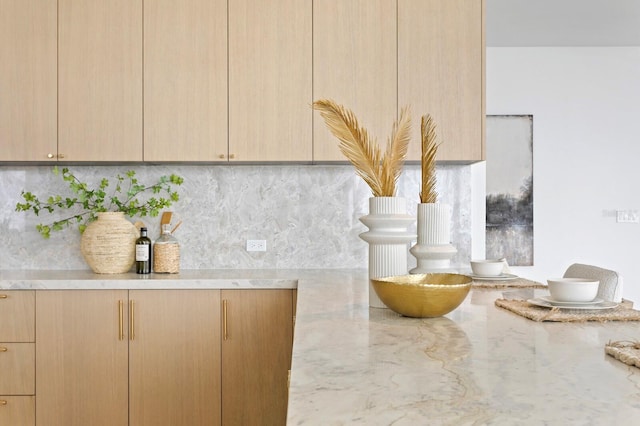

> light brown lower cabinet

[
  {"left": 0, "top": 396, "right": 35, "bottom": 426},
  {"left": 35, "top": 288, "right": 294, "bottom": 426},
  {"left": 221, "top": 289, "right": 294, "bottom": 425}
]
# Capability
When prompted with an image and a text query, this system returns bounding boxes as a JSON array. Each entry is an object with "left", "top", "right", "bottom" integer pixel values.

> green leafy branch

[{"left": 15, "top": 167, "right": 184, "bottom": 238}]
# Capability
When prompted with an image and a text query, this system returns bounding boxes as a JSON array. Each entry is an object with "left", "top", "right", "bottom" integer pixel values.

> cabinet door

[
  {"left": 36, "top": 291, "right": 129, "bottom": 426},
  {"left": 0, "top": 291, "right": 34, "bottom": 342},
  {"left": 129, "top": 290, "right": 221, "bottom": 426},
  {"left": 0, "top": 396, "right": 35, "bottom": 426},
  {"left": 221, "top": 289, "right": 294, "bottom": 425},
  {"left": 0, "top": 0, "right": 56, "bottom": 161},
  {"left": 58, "top": 0, "right": 142, "bottom": 161},
  {"left": 398, "top": 0, "right": 485, "bottom": 162},
  {"left": 144, "top": 0, "right": 228, "bottom": 162},
  {"left": 313, "top": 0, "right": 397, "bottom": 161},
  {"left": 229, "top": 0, "right": 312, "bottom": 161}
]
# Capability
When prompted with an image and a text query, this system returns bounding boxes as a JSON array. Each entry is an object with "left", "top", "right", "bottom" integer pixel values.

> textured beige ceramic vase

[{"left": 80, "top": 212, "right": 139, "bottom": 274}]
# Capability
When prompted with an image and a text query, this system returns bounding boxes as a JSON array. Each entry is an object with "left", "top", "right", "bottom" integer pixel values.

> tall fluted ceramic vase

[
  {"left": 359, "top": 197, "right": 416, "bottom": 308},
  {"left": 410, "top": 203, "right": 457, "bottom": 273}
]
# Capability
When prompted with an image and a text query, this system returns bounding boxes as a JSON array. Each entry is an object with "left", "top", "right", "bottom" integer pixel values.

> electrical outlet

[
  {"left": 246, "top": 239, "right": 267, "bottom": 252},
  {"left": 616, "top": 210, "right": 640, "bottom": 223}
]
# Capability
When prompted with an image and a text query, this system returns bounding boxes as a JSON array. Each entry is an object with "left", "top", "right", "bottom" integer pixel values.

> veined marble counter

[
  {"left": 2, "top": 269, "right": 639, "bottom": 424},
  {"left": 287, "top": 270, "right": 640, "bottom": 425},
  {"left": 0, "top": 269, "right": 298, "bottom": 290}
]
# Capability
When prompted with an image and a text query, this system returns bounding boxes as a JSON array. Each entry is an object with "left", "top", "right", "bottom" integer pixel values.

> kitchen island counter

[{"left": 288, "top": 270, "right": 640, "bottom": 425}]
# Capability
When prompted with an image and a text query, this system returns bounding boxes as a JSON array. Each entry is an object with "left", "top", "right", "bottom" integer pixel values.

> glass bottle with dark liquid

[{"left": 135, "top": 227, "right": 152, "bottom": 274}]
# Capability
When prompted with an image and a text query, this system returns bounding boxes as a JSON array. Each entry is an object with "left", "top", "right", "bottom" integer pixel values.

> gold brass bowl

[{"left": 371, "top": 273, "right": 472, "bottom": 318}]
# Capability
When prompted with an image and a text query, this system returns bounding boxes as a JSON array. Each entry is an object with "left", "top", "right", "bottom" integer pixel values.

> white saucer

[
  {"left": 539, "top": 295, "right": 604, "bottom": 306},
  {"left": 527, "top": 297, "right": 618, "bottom": 310},
  {"left": 470, "top": 273, "right": 518, "bottom": 281}
]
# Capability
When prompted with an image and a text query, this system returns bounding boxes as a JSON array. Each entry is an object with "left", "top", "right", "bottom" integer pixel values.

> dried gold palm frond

[
  {"left": 381, "top": 107, "right": 411, "bottom": 196},
  {"left": 313, "top": 99, "right": 389, "bottom": 196},
  {"left": 420, "top": 114, "right": 439, "bottom": 203}
]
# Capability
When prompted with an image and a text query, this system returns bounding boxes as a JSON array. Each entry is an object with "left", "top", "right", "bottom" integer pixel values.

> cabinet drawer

[
  {"left": 0, "top": 343, "right": 35, "bottom": 395},
  {"left": 0, "top": 396, "right": 35, "bottom": 426},
  {"left": 0, "top": 291, "right": 35, "bottom": 342}
]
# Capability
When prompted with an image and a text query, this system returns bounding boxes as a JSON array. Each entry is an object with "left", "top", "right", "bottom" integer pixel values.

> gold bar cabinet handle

[
  {"left": 0, "top": 294, "right": 8, "bottom": 299},
  {"left": 0, "top": 347, "right": 7, "bottom": 352},
  {"left": 118, "top": 300, "right": 124, "bottom": 341},
  {"left": 0, "top": 400, "right": 7, "bottom": 406},
  {"left": 129, "top": 300, "right": 135, "bottom": 341},
  {"left": 223, "top": 299, "right": 229, "bottom": 341}
]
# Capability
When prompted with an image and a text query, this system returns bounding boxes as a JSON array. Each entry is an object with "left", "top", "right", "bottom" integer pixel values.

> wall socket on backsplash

[
  {"left": 246, "top": 240, "right": 267, "bottom": 252},
  {"left": 616, "top": 210, "right": 640, "bottom": 223}
]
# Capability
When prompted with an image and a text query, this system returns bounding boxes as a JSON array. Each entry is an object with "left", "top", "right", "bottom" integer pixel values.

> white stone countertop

[
  {"left": 2, "top": 269, "right": 639, "bottom": 424},
  {"left": 0, "top": 269, "right": 299, "bottom": 290},
  {"left": 287, "top": 270, "right": 640, "bottom": 425}
]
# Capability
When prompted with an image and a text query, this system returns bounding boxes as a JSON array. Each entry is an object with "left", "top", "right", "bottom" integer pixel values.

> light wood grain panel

[
  {"left": 0, "top": 0, "right": 56, "bottom": 161},
  {"left": 222, "top": 289, "right": 293, "bottom": 425},
  {"left": 129, "top": 290, "right": 221, "bottom": 426},
  {"left": 58, "top": 0, "right": 142, "bottom": 161},
  {"left": 0, "top": 396, "right": 35, "bottom": 426},
  {"left": 399, "top": 0, "right": 485, "bottom": 162},
  {"left": 313, "top": 0, "right": 397, "bottom": 161},
  {"left": 144, "top": 0, "right": 228, "bottom": 161},
  {"left": 229, "top": 0, "right": 312, "bottom": 161},
  {"left": 0, "top": 291, "right": 34, "bottom": 342},
  {"left": 36, "top": 291, "right": 129, "bottom": 426},
  {"left": 0, "top": 343, "right": 34, "bottom": 395}
]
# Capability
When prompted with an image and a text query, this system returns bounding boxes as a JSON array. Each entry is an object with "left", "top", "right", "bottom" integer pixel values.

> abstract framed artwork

[{"left": 485, "top": 115, "right": 533, "bottom": 266}]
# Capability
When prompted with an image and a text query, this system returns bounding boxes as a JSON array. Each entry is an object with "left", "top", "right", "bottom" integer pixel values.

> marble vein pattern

[
  {"left": 0, "top": 164, "right": 471, "bottom": 271},
  {"left": 287, "top": 270, "right": 640, "bottom": 425}
]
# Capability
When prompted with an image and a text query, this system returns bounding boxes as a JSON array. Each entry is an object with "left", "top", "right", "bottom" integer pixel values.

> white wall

[{"left": 487, "top": 47, "right": 640, "bottom": 302}]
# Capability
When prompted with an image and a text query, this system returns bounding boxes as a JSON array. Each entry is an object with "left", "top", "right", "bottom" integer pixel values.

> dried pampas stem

[
  {"left": 313, "top": 99, "right": 410, "bottom": 197},
  {"left": 420, "top": 114, "right": 439, "bottom": 203}
]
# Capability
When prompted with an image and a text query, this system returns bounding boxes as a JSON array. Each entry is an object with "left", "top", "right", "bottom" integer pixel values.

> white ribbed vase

[
  {"left": 359, "top": 197, "right": 416, "bottom": 308},
  {"left": 410, "top": 203, "right": 457, "bottom": 273}
]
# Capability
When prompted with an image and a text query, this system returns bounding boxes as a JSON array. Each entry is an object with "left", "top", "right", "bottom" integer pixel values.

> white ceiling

[{"left": 487, "top": 0, "right": 640, "bottom": 46}]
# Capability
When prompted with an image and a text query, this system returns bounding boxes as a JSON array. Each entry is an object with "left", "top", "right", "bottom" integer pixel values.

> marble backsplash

[{"left": 0, "top": 164, "right": 471, "bottom": 270}]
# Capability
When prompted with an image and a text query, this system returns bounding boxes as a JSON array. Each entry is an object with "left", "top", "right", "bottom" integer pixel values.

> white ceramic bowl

[
  {"left": 547, "top": 278, "right": 599, "bottom": 302},
  {"left": 470, "top": 259, "right": 504, "bottom": 277}
]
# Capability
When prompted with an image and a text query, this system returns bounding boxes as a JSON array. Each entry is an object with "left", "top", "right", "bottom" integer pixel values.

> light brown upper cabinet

[
  {"left": 313, "top": 0, "right": 398, "bottom": 162},
  {"left": 399, "top": 0, "right": 485, "bottom": 162},
  {"left": 144, "top": 0, "right": 228, "bottom": 162},
  {"left": 0, "top": 0, "right": 57, "bottom": 162},
  {"left": 228, "top": 0, "right": 313, "bottom": 161},
  {"left": 58, "top": 0, "right": 143, "bottom": 161}
]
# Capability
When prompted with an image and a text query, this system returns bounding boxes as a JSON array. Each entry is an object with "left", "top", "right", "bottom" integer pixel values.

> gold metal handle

[
  {"left": 47, "top": 153, "right": 54, "bottom": 159},
  {"left": 129, "top": 300, "right": 135, "bottom": 341},
  {"left": 0, "top": 294, "right": 8, "bottom": 299},
  {"left": 0, "top": 347, "right": 7, "bottom": 352},
  {"left": 229, "top": 154, "right": 236, "bottom": 159},
  {"left": 219, "top": 154, "right": 225, "bottom": 159},
  {"left": 118, "top": 300, "right": 124, "bottom": 341},
  {"left": 58, "top": 153, "right": 65, "bottom": 159},
  {"left": 0, "top": 400, "right": 6, "bottom": 406},
  {"left": 222, "top": 299, "right": 229, "bottom": 341}
]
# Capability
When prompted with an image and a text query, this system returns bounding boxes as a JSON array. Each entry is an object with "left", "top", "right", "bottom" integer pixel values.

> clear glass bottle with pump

[
  {"left": 153, "top": 224, "right": 180, "bottom": 273},
  {"left": 135, "top": 227, "right": 152, "bottom": 274}
]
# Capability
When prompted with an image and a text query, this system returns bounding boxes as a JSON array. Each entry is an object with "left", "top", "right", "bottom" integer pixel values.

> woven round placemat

[
  {"left": 605, "top": 340, "right": 640, "bottom": 368},
  {"left": 495, "top": 299, "right": 640, "bottom": 322}
]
